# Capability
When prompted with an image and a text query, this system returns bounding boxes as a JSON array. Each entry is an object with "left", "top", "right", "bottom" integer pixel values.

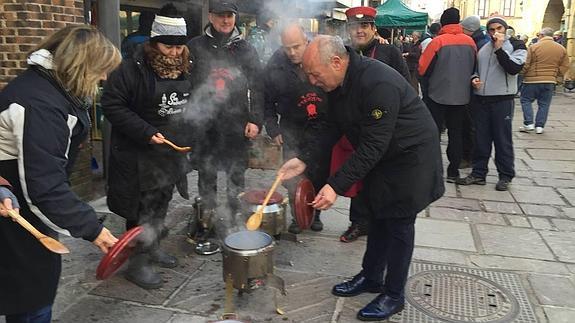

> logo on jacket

[
  {"left": 210, "top": 68, "right": 236, "bottom": 101},
  {"left": 298, "top": 92, "right": 322, "bottom": 120},
  {"left": 371, "top": 108, "right": 384, "bottom": 120},
  {"left": 158, "top": 92, "right": 187, "bottom": 117}
]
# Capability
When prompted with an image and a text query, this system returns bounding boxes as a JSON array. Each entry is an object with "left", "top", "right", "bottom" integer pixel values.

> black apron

[{"left": 137, "top": 75, "right": 192, "bottom": 191}]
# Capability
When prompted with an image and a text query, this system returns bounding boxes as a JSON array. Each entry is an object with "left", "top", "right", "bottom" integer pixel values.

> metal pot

[
  {"left": 222, "top": 230, "right": 275, "bottom": 291},
  {"left": 240, "top": 190, "right": 288, "bottom": 236}
]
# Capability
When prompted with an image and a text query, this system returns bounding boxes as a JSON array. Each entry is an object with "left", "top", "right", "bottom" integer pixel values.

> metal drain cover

[{"left": 406, "top": 270, "right": 519, "bottom": 322}]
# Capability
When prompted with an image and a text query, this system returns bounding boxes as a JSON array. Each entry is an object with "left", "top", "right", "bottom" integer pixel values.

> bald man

[
  {"left": 279, "top": 36, "right": 444, "bottom": 321},
  {"left": 263, "top": 23, "right": 329, "bottom": 234}
]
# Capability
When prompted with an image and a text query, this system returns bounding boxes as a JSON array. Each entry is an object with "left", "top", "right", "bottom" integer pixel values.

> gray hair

[
  {"left": 412, "top": 31, "right": 421, "bottom": 38},
  {"left": 280, "top": 22, "right": 307, "bottom": 41},
  {"left": 540, "top": 27, "right": 554, "bottom": 37},
  {"left": 315, "top": 35, "right": 348, "bottom": 64}
]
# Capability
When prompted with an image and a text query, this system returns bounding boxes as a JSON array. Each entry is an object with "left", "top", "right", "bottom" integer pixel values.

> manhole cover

[{"left": 406, "top": 270, "right": 519, "bottom": 322}]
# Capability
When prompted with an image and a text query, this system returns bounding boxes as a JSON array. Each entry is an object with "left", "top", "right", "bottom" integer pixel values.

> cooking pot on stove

[
  {"left": 240, "top": 190, "right": 287, "bottom": 236},
  {"left": 222, "top": 230, "right": 275, "bottom": 291}
]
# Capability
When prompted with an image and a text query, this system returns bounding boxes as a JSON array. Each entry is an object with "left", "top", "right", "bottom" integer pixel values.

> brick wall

[{"left": 1, "top": 0, "right": 95, "bottom": 201}]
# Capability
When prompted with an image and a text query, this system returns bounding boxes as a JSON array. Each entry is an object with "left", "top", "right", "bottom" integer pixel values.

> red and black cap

[{"left": 346, "top": 6, "right": 377, "bottom": 24}]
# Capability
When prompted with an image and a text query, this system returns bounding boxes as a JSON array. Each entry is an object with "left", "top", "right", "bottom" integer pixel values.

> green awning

[{"left": 375, "top": 0, "right": 428, "bottom": 28}]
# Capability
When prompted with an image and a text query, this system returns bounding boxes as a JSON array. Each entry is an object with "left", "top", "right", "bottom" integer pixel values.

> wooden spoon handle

[
  {"left": 258, "top": 173, "right": 284, "bottom": 211},
  {"left": 162, "top": 139, "right": 191, "bottom": 152},
  {"left": 5, "top": 208, "right": 45, "bottom": 239}
]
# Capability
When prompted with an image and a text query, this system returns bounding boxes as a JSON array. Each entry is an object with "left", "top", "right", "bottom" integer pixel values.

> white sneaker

[
  {"left": 536, "top": 127, "right": 544, "bottom": 134},
  {"left": 519, "top": 124, "right": 534, "bottom": 132}
]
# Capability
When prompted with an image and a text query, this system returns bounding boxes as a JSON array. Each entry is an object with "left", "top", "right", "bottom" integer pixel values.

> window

[
  {"left": 501, "top": 0, "right": 515, "bottom": 16},
  {"left": 475, "top": 0, "right": 488, "bottom": 18}
]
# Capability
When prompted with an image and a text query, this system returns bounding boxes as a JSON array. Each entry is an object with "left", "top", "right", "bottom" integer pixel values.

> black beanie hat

[{"left": 440, "top": 7, "right": 460, "bottom": 26}]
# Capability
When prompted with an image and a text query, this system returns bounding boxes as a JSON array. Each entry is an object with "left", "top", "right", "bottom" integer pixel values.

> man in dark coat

[
  {"left": 279, "top": 35, "right": 444, "bottom": 321},
  {"left": 264, "top": 23, "right": 329, "bottom": 234},
  {"left": 186, "top": 0, "right": 263, "bottom": 215},
  {"left": 337, "top": 6, "right": 412, "bottom": 243}
]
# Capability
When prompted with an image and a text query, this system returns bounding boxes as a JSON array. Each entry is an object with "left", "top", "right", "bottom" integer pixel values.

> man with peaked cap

[
  {"left": 336, "top": 6, "right": 411, "bottom": 244},
  {"left": 186, "top": 0, "right": 263, "bottom": 218}
]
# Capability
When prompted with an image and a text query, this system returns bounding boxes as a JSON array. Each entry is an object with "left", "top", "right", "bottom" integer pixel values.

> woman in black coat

[
  {"left": 101, "top": 4, "right": 193, "bottom": 290},
  {"left": 0, "top": 25, "right": 120, "bottom": 323}
]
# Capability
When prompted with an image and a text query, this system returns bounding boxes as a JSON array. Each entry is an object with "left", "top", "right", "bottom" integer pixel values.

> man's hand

[
  {"left": 493, "top": 32, "right": 505, "bottom": 50},
  {"left": 93, "top": 227, "right": 119, "bottom": 254},
  {"left": 149, "top": 132, "right": 165, "bottom": 144},
  {"left": 0, "top": 186, "right": 19, "bottom": 218},
  {"left": 245, "top": 123, "right": 259, "bottom": 139},
  {"left": 310, "top": 184, "right": 337, "bottom": 210},
  {"left": 471, "top": 78, "right": 483, "bottom": 89},
  {"left": 278, "top": 158, "right": 306, "bottom": 180},
  {"left": 376, "top": 36, "right": 389, "bottom": 45},
  {"left": 272, "top": 134, "right": 283, "bottom": 146}
]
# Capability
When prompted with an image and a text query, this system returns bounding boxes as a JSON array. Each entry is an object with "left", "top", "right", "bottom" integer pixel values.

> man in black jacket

[
  {"left": 264, "top": 23, "right": 328, "bottom": 234},
  {"left": 338, "top": 6, "right": 411, "bottom": 243},
  {"left": 279, "top": 35, "right": 444, "bottom": 321},
  {"left": 186, "top": 0, "right": 263, "bottom": 215}
]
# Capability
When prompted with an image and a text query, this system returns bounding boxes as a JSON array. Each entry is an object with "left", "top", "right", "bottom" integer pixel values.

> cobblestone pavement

[{"left": 4, "top": 93, "right": 575, "bottom": 323}]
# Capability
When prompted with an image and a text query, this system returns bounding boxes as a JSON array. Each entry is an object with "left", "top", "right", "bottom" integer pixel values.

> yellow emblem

[{"left": 371, "top": 109, "right": 383, "bottom": 120}]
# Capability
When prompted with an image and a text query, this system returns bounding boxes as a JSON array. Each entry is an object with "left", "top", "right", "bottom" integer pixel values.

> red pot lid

[
  {"left": 96, "top": 226, "right": 144, "bottom": 280},
  {"left": 242, "top": 190, "right": 284, "bottom": 205},
  {"left": 294, "top": 177, "right": 316, "bottom": 230}
]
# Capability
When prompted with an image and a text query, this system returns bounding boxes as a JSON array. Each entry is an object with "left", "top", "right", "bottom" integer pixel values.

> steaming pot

[
  {"left": 240, "top": 190, "right": 287, "bottom": 236},
  {"left": 222, "top": 230, "right": 275, "bottom": 291}
]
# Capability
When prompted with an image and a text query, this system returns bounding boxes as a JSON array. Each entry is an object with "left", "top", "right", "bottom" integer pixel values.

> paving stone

[
  {"left": 558, "top": 188, "right": 575, "bottom": 205},
  {"left": 530, "top": 171, "right": 575, "bottom": 180},
  {"left": 511, "top": 185, "right": 566, "bottom": 205},
  {"left": 520, "top": 204, "right": 563, "bottom": 217},
  {"left": 568, "top": 264, "right": 575, "bottom": 274},
  {"left": 524, "top": 159, "right": 575, "bottom": 172},
  {"left": 430, "top": 196, "right": 482, "bottom": 211},
  {"left": 529, "top": 217, "right": 554, "bottom": 230},
  {"left": 540, "top": 231, "right": 575, "bottom": 262},
  {"left": 414, "top": 218, "right": 476, "bottom": 252},
  {"left": 526, "top": 149, "right": 575, "bottom": 161},
  {"left": 54, "top": 295, "right": 175, "bottom": 323},
  {"left": 443, "top": 182, "right": 457, "bottom": 197},
  {"left": 459, "top": 185, "right": 514, "bottom": 202},
  {"left": 428, "top": 207, "right": 506, "bottom": 225},
  {"left": 562, "top": 207, "right": 575, "bottom": 218},
  {"left": 533, "top": 177, "right": 575, "bottom": 188},
  {"left": 168, "top": 314, "right": 214, "bottom": 323},
  {"left": 476, "top": 225, "right": 554, "bottom": 260},
  {"left": 505, "top": 215, "right": 531, "bottom": 227},
  {"left": 513, "top": 139, "right": 575, "bottom": 149},
  {"left": 543, "top": 307, "right": 575, "bottom": 323},
  {"left": 412, "top": 247, "right": 469, "bottom": 265},
  {"left": 468, "top": 255, "right": 570, "bottom": 274},
  {"left": 483, "top": 201, "right": 523, "bottom": 214},
  {"left": 551, "top": 218, "right": 575, "bottom": 231},
  {"left": 528, "top": 274, "right": 575, "bottom": 307}
]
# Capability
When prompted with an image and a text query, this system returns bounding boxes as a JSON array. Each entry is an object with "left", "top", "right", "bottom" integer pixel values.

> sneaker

[
  {"left": 446, "top": 175, "right": 460, "bottom": 183},
  {"left": 535, "top": 127, "right": 544, "bottom": 134},
  {"left": 495, "top": 178, "right": 511, "bottom": 191},
  {"left": 340, "top": 222, "right": 368, "bottom": 243},
  {"left": 519, "top": 124, "right": 534, "bottom": 132},
  {"left": 457, "top": 175, "right": 486, "bottom": 185},
  {"left": 288, "top": 219, "right": 302, "bottom": 234}
]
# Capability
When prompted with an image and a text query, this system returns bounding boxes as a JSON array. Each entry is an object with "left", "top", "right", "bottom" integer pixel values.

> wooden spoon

[
  {"left": 162, "top": 138, "right": 191, "bottom": 153},
  {"left": 246, "top": 173, "right": 284, "bottom": 231},
  {"left": 1, "top": 207, "right": 70, "bottom": 254}
]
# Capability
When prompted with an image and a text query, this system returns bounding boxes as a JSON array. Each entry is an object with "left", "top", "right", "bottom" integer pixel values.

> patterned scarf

[{"left": 145, "top": 44, "right": 189, "bottom": 79}]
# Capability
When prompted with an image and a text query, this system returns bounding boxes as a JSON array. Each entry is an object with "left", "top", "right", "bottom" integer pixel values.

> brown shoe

[{"left": 340, "top": 222, "right": 368, "bottom": 242}]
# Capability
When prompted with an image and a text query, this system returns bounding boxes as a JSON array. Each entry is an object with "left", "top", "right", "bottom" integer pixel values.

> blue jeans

[
  {"left": 5, "top": 305, "right": 52, "bottom": 323},
  {"left": 520, "top": 83, "right": 554, "bottom": 127}
]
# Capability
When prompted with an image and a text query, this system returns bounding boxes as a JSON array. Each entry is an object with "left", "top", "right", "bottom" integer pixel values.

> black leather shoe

[
  {"left": 332, "top": 273, "right": 384, "bottom": 297},
  {"left": 357, "top": 294, "right": 405, "bottom": 321},
  {"left": 288, "top": 219, "right": 302, "bottom": 234},
  {"left": 150, "top": 248, "right": 178, "bottom": 268},
  {"left": 125, "top": 254, "right": 163, "bottom": 290},
  {"left": 310, "top": 213, "right": 323, "bottom": 232}
]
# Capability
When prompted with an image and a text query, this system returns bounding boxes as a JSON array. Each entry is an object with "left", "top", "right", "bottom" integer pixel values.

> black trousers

[
  {"left": 126, "top": 184, "right": 174, "bottom": 251},
  {"left": 349, "top": 189, "right": 371, "bottom": 225},
  {"left": 198, "top": 160, "right": 245, "bottom": 214},
  {"left": 362, "top": 216, "right": 416, "bottom": 300},
  {"left": 470, "top": 97, "right": 515, "bottom": 180},
  {"left": 428, "top": 100, "right": 467, "bottom": 177},
  {"left": 462, "top": 105, "right": 475, "bottom": 162}
]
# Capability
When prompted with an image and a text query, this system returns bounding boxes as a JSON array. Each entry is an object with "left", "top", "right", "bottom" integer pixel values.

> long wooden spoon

[
  {"left": 246, "top": 173, "right": 284, "bottom": 231},
  {"left": 0, "top": 207, "right": 70, "bottom": 254},
  {"left": 162, "top": 138, "right": 191, "bottom": 153}
]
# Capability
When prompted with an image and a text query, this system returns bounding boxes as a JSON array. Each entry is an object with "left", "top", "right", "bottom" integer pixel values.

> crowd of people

[{"left": 0, "top": 0, "right": 571, "bottom": 322}]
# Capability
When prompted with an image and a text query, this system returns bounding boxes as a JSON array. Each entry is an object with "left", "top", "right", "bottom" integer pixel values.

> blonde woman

[{"left": 0, "top": 25, "right": 120, "bottom": 322}]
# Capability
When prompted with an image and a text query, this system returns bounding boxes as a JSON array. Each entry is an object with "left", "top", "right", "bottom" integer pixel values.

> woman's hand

[
  {"left": 310, "top": 184, "right": 337, "bottom": 210},
  {"left": 0, "top": 186, "right": 19, "bottom": 218},
  {"left": 278, "top": 158, "right": 306, "bottom": 180},
  {"left": 93, "top": 227, "right": 118, "bottom": 254},
  {"left": 149, "top": 132, "right": 165, "bottom": 144}
]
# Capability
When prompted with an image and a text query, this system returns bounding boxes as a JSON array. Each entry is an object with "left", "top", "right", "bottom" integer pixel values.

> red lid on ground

[
  {"left": 96, "top": 226, "right": 144, "bottom": 280},
  {"left": 242, "top": 190, "right": 284, "bottom": 205},
  {"left": 294, "top": 177, "right": 316, "bottom": 230}
]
